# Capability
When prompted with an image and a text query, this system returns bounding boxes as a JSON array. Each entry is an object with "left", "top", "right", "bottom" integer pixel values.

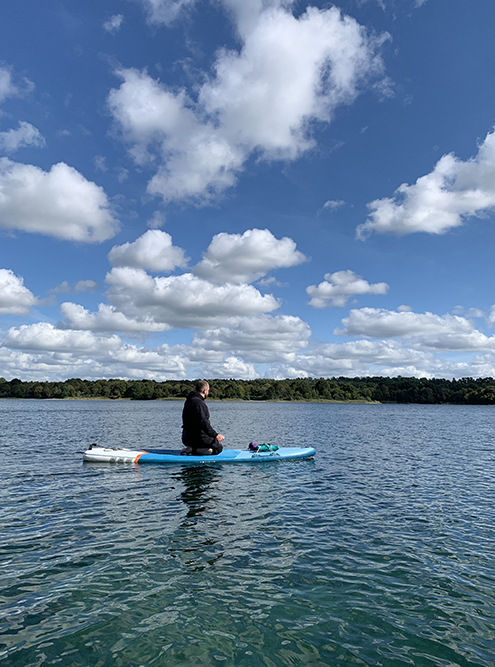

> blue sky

[{"left": 1, "top": 0, "right": 495, "bottom": 381}]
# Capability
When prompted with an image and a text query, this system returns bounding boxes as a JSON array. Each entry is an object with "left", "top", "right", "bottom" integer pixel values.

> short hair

[{"left": 196, "top": 380, "right": 209, "bottom": 393}]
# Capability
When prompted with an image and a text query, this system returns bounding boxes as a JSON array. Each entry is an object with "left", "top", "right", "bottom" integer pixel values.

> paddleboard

[{"left": 83, "top": 445, "right": 316, "bottom": 465}]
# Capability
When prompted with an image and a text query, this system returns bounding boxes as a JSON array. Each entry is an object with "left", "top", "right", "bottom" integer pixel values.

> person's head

[{"left": 196, "top": 380, "right": 210, "bottom": 397}]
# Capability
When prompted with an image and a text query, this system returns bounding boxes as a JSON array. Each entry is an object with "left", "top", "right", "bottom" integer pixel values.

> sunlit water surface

[{"left": 1, "top": 399, "right": 495, "bottom": 666}]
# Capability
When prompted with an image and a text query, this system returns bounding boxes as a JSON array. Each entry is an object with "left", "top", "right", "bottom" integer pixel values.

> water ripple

[{"left": 2, "top": 401, "right": 495, "bottom": 666}]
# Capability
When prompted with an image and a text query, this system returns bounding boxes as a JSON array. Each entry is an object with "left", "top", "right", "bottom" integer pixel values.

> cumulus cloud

[
  {"left": 307, "top": 270, "right": 389, "bottom": 308},
  {"left": 0, "top": 330, "right": 189, "bottom": 380},
  {"left": 108, "top": 229, "right": 189, "bottom": 273},
  {"left": 0, "top": 269, "right": 37, "bottom": 314},
  {"left": 357, "top": 129, "right": 495, "bottom": 239},
  {"left": 194, "top": 228, "right": 307, "bottom": 284},
  {"left": 192, "top": 314, "right": 311, "bottom": 362},
  {"left": 3, "top": 322, "right": 121, "bottom": 353},
  {"left": 0, "top": 122, "right": 46, "bottom": 153},
  {"left": 103, "top": 14, "right": 124, "bottom": 32},
  {"left": 197, "top": 356, "right": 258, "bottom": 379},
  {"left": 267, "top": 339, "right": 495, "bottom": 380},
  {"left": 0, "top": 159, "right": 119, "bottom": 242},
  {"left": 337, "top": 307, "right": 474, "bottom": 339},
  {"left": 108, "top": 4, "right": 388, "bottom": 204},
  {"left": 335, "top": 307, "right": 495, "bottom": 353},
  {"left": 284, "top": 339, "right": 436, "bottom": 377},
  {"left": 5, "top": 305, "right": 495, "bottom": 380},
  {"left": 59, "top": 302, "right": 170, "bottom": 332},
  {"left": 135, "top": 0, "right": 296, "bottom": 29},
  {"left": 104, "top": 267, "right": 280, "bottom": 329}
]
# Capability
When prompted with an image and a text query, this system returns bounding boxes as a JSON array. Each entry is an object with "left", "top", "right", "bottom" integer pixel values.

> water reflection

[
  {"left": 165, "top": 466, "right": 225, "bottom": 571},
  {"left": 172, "top": 465, "right": 220, "bottom": 520}
]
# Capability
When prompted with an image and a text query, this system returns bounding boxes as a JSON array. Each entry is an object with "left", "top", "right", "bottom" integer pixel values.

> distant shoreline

[
  {"left": 2, "top": 376, "right": 495, "bottom": 404},
  {"left": 0, "top": 396, "right": 380, "bottom": 404}
]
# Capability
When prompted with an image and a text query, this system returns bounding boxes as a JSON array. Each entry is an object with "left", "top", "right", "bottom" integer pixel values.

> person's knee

[{"left": 212, "top": 442, "right": 223, "bottom": 455}]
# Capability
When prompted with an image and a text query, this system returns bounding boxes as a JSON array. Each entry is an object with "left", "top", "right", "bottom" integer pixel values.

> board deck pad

[{"left": 83, "top": 446, "right": 316, "bottom": 465}]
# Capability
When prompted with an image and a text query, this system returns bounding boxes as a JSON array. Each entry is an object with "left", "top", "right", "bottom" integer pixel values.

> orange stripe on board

[{"left": 134, "top": 451, "right": 148, "bottom": 463}]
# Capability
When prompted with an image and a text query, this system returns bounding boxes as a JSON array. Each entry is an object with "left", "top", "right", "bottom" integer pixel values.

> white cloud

[
  {"left": 103, "top": 14, "right": 124, "bottom": 32},
  {"left": 109, "top": 4, "right": 388, "bottom": 204},
  {"left": 257, "top": 276, "right": 286, "bottom": 287},
  {"left": 194, "top": 228, "right": 307, "bottom": 284},
  {"left": 94, "top": 155, "right": 107, "bottom": 172},
  {"left": 192, "top": 314, "right": 311, "bottom": 362},
  {"left": 105, "top": 268, "right": 280, "bottom": 329},
  {"left": 267, "top": 338, "right": 495, "bottom": 380},
  {"left": 59, "top": 302, "right": 170, "bottom": 332},
  {"left": 0, "top": 331, "right": 189, "bottom": 380},
  {"left": 465, "top": 308, "right": 484, "bottom": 319},
  {"left": 0, "top": 159, "right": 119, "bottom": 242},
  {"left": 116, "top": 167, "right": 129, "bottom": 182},
  {"left": 357, "top": 129, "right": 495, "bottom": 239},
  {"left": 109, "top": 344, "right": 187, "bottom": 376},
  {"left": 5, "top": 305, "right": 495, "bottom": 380},
  {"left": 3, "top": 322, "right": 121, "bottom": 353},
  {"left": 285, "top": 339, "right": 435, "bottom": 377},
  {"left": 51, "top": 281, "right": 71, "bottom": 294},
  {"left": 0, "top": 122, "right": 46, "bottom": 153},
  {"left": 221, "top": 0, "right": 296, "bottom": 37},
  {"left": 0, "top": 66, "right": 34, "bottom": 105},
  {"left": 108, "top": 229, "right": 189, "bottom": 273},
  {"left": 320, "top": 199, "right": 345, "bottom": 213},
  {"left": 135, "top": 0, "right": 296, "bottom": 29},
  {"left": 0, "top": 67, "right": 17, "bottom": 104},
  {"left": 74, "top": 280, "right": 98, "bottom": 292},
  {"left": 197, "top": 356, "right": 258, "bottom": 379},
  {"left": 0, "top": 269, "right": 37, "bottom": 314},
  {"left": 136, "top": 0, "right": 196, "bottom": 25},
  {"left": 108, "top": 67, "right": 243, "bottom": 199},
  {"left": 51, "top": 280, "right": 97, "bottom": 294},
  {"left": 335, "top": 307, "right": 495, "bottom": 353},
  {"left": 336, "top": 307, "right": 474, "bottom": 339},
  {"left": 307, "top": 270, "right": 389, "bottom": 308},
  {"left": 147, "top": 210, "right": 166, "bottom": 228}
]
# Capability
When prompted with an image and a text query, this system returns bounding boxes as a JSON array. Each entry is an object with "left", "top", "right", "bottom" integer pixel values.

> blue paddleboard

[{"left": 83, "top": 445, "right": 316, "bottom": 464}]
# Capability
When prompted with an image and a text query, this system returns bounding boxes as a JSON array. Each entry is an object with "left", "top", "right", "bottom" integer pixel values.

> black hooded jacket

[{"left": 181, "top": 391, "right": 218, "bottom": 448}]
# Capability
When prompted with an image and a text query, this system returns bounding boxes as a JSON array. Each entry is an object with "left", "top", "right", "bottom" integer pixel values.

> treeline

[{"left": 2, "top": 376, "right": 495, "bottom": 404}]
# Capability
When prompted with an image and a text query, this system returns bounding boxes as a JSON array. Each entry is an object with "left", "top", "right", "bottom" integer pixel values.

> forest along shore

[{"left": 2, "top": 376, "right": 495, "bottom": 404}]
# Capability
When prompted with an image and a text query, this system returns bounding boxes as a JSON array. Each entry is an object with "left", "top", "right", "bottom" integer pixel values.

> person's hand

[{"left": 216, "top": 434, "right": 225, "bottom": 443}]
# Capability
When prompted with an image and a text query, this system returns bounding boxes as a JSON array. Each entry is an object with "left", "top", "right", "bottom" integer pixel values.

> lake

[{"left": 1, "top": 399, "right": 495, "bottom": 666}]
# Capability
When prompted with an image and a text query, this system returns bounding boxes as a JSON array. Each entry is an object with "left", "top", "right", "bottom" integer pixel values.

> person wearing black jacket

[{"left": 181, "top": 380, "right": 225, "bottom": 456}]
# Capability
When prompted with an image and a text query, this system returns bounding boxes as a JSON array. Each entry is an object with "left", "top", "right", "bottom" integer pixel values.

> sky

[{"left": 1, "top": 0, "right": 495, "bottom": 382}]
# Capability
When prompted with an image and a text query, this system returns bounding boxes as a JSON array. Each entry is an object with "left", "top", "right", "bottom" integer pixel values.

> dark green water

[{"left": 1, "top": 399, "right": 495, "bottom": 666}]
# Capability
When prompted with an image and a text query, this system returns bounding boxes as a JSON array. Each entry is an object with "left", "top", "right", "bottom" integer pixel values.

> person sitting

[{"left": 180, "top": 380, "right": 225, "bottom": 456}]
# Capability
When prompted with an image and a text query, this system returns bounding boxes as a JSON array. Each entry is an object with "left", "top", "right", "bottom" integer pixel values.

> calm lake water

[{"left": 1, "top": 399, "right": 495, "bottom": 666}]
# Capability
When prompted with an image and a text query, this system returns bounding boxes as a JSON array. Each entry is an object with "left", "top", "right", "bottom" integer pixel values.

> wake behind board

[{"left": 83, "top": 445, "right": 316, "bottom": 465}]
